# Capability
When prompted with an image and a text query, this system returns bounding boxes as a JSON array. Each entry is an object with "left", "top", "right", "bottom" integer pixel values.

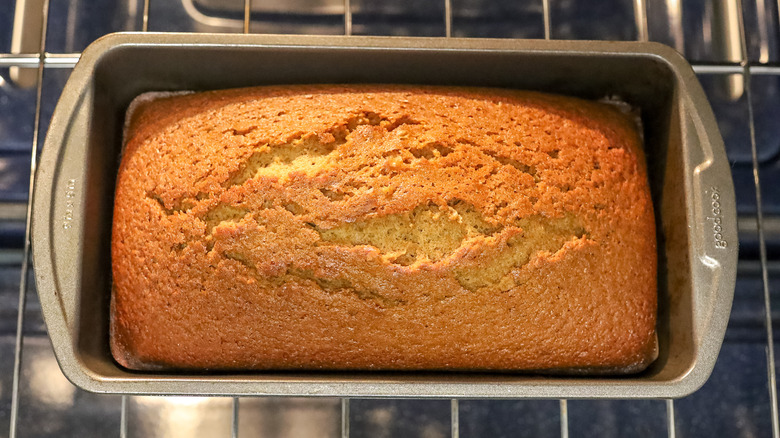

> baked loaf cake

[{"left": 111, "top": 85, "right": 657, "bottom": 372}]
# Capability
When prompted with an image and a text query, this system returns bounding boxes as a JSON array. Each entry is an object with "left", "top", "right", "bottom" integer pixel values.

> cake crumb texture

[{"left": 111, "top": 85, "right": 657, "bottom": 372}]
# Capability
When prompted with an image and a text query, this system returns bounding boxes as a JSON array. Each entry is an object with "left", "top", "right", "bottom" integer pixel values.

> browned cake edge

[{"left": 111, "top": 84, "right": 657, "bottom": 373}]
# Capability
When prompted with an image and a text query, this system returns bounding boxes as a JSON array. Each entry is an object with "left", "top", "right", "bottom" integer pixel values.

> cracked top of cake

[{"left": 111, "top": 84, "right": 657, "bottom": 372}]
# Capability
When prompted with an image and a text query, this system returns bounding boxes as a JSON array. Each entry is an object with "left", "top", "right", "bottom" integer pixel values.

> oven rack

[{"left": 1, "top": 0, "right": 779, "bottom": 436}]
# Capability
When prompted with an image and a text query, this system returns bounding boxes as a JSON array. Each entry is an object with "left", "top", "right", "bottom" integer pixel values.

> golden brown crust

[{"left": 111, "top": 85, "right": 657, "bottom": 372}]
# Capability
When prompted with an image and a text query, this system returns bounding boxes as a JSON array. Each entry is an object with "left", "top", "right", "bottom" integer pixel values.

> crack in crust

[
  {"left": 149, "top": 189, "right": 588, "bottom": 299},
  {"left": 453, "top": 215, "right": 587, "bottom": 292},
  {"left": 483, "top": 150, "right": 538, "bottom": 181},
  {"left": 223, "top": 111, "right": 411, "bottom": 188},
  {"left": 203, "top": 205, "right": 250, "bottom": 233},
  {"left": 220, "top": 253, "right": 403, "bottom": 307},
  {"left": 313, "top": 201, "right": 503, "bottom": 266},
  {"left": 285, "top": 268, "right": 404, "bottom": 307},
  {"left": 146, "top": 192, "right": 195, "bottom": 214},
  {"left": 154, "top": 192, "right": 587, "bottom": 300},
  {"left": 146, "top": 111, "right": 422, "bottom": 212},
  {"left": 142, "top": 107, "right": 594, "bottom": 303}
]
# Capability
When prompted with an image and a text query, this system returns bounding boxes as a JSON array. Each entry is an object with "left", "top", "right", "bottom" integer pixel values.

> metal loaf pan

[{"left": 32, "top": 33, "right": 737, "bottom": 398}]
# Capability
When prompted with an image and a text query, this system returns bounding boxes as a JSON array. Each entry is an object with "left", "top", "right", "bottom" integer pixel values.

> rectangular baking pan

[{"left": 32, "top": 33, "right": 737, "bottom": 398}]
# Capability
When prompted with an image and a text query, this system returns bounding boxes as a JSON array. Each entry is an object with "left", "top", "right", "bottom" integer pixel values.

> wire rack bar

[
  {"left": 637, "top": 0, "right": 676, "bottom": 433},
  {"left": 0, "top": 54, "right": 41, "bottom": 67},
  {"left": 752, "top": 65, "right": 780, "bottom": 74},
  {"left": 231, "top": 1, "right": 252, "bottom": 429},
  {"left": 232, "top": 397, "right": 239, "bottom": 438},
  {"left": 142, "top": 0, "right": 149, "bottom": 32},
  {"left": 451, "top": 399, "right": 459, "bottom": 438},
  {"left": 243, "top": 0, "right": 251, "bottom": 33},
  {"left": 634, "top": 0, "right": 648, "bottom": 41},
  {"left": 631, "top": 1, "right": 679, "bottom": 434},
  {"left": 0, "top": 53, "right": 78, "bottom": 68},
  {"left": 4, "top": 58, "right": 780, "bottom": 76},
  {"left": 560, "top": 399, "right": 569, "bottom": 438},
  {"left": 445, "top": 0, "right": 452, "bottom": 38},
  {"left": 343, "top": 0, "right": 351, "bottom": 36},
  {"left": 0, "top": 250, "right": 24, "bottom": 266},
  {"left": 339, "top": 5, "right": 353, "bottom": 435},
  {"left": 734, "top": 0, "right": 780, "bottom": 434},
  {"left": 339, "top": 1, "right": 352, "bottom": 431},
  {"left": 43, "top": 53, "right": 81, "bottom": 66},
  {"left": 118, "top": 2, "right": 156, "bottom": 433},
  {"left": 539, "top": 3, "right": 570, "bottom": 432},
  {"left": 120, "top": 396, "right": 128, "bottom": 438},
  {"left": 8, "top": 0, "right": 50, "bottom": 436},
  {"left": 694, "top": 63, "right": 745, "bottom": 73},
  {"left": 694, "top": 64, "right": 780, "bottom": 74},
  {"left": 442, "top": 3, "right": 458, "bottom": 432},
  {"left": 341, "top": 398, "right": 350, "bottom": 438},
  {"left": 741, "top": 32, "right": 780, "bottom": 438},
  {"left": 667, "top": 0, "right": 685, "bottom": 52},
  {"left": 755, "top": 0, "right": 771, "bottom": 63}
]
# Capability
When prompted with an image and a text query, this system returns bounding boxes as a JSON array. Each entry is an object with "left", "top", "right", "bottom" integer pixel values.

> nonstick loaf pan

[{"left": 32, "top": 32, "right": 737, "bottom": 398}]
